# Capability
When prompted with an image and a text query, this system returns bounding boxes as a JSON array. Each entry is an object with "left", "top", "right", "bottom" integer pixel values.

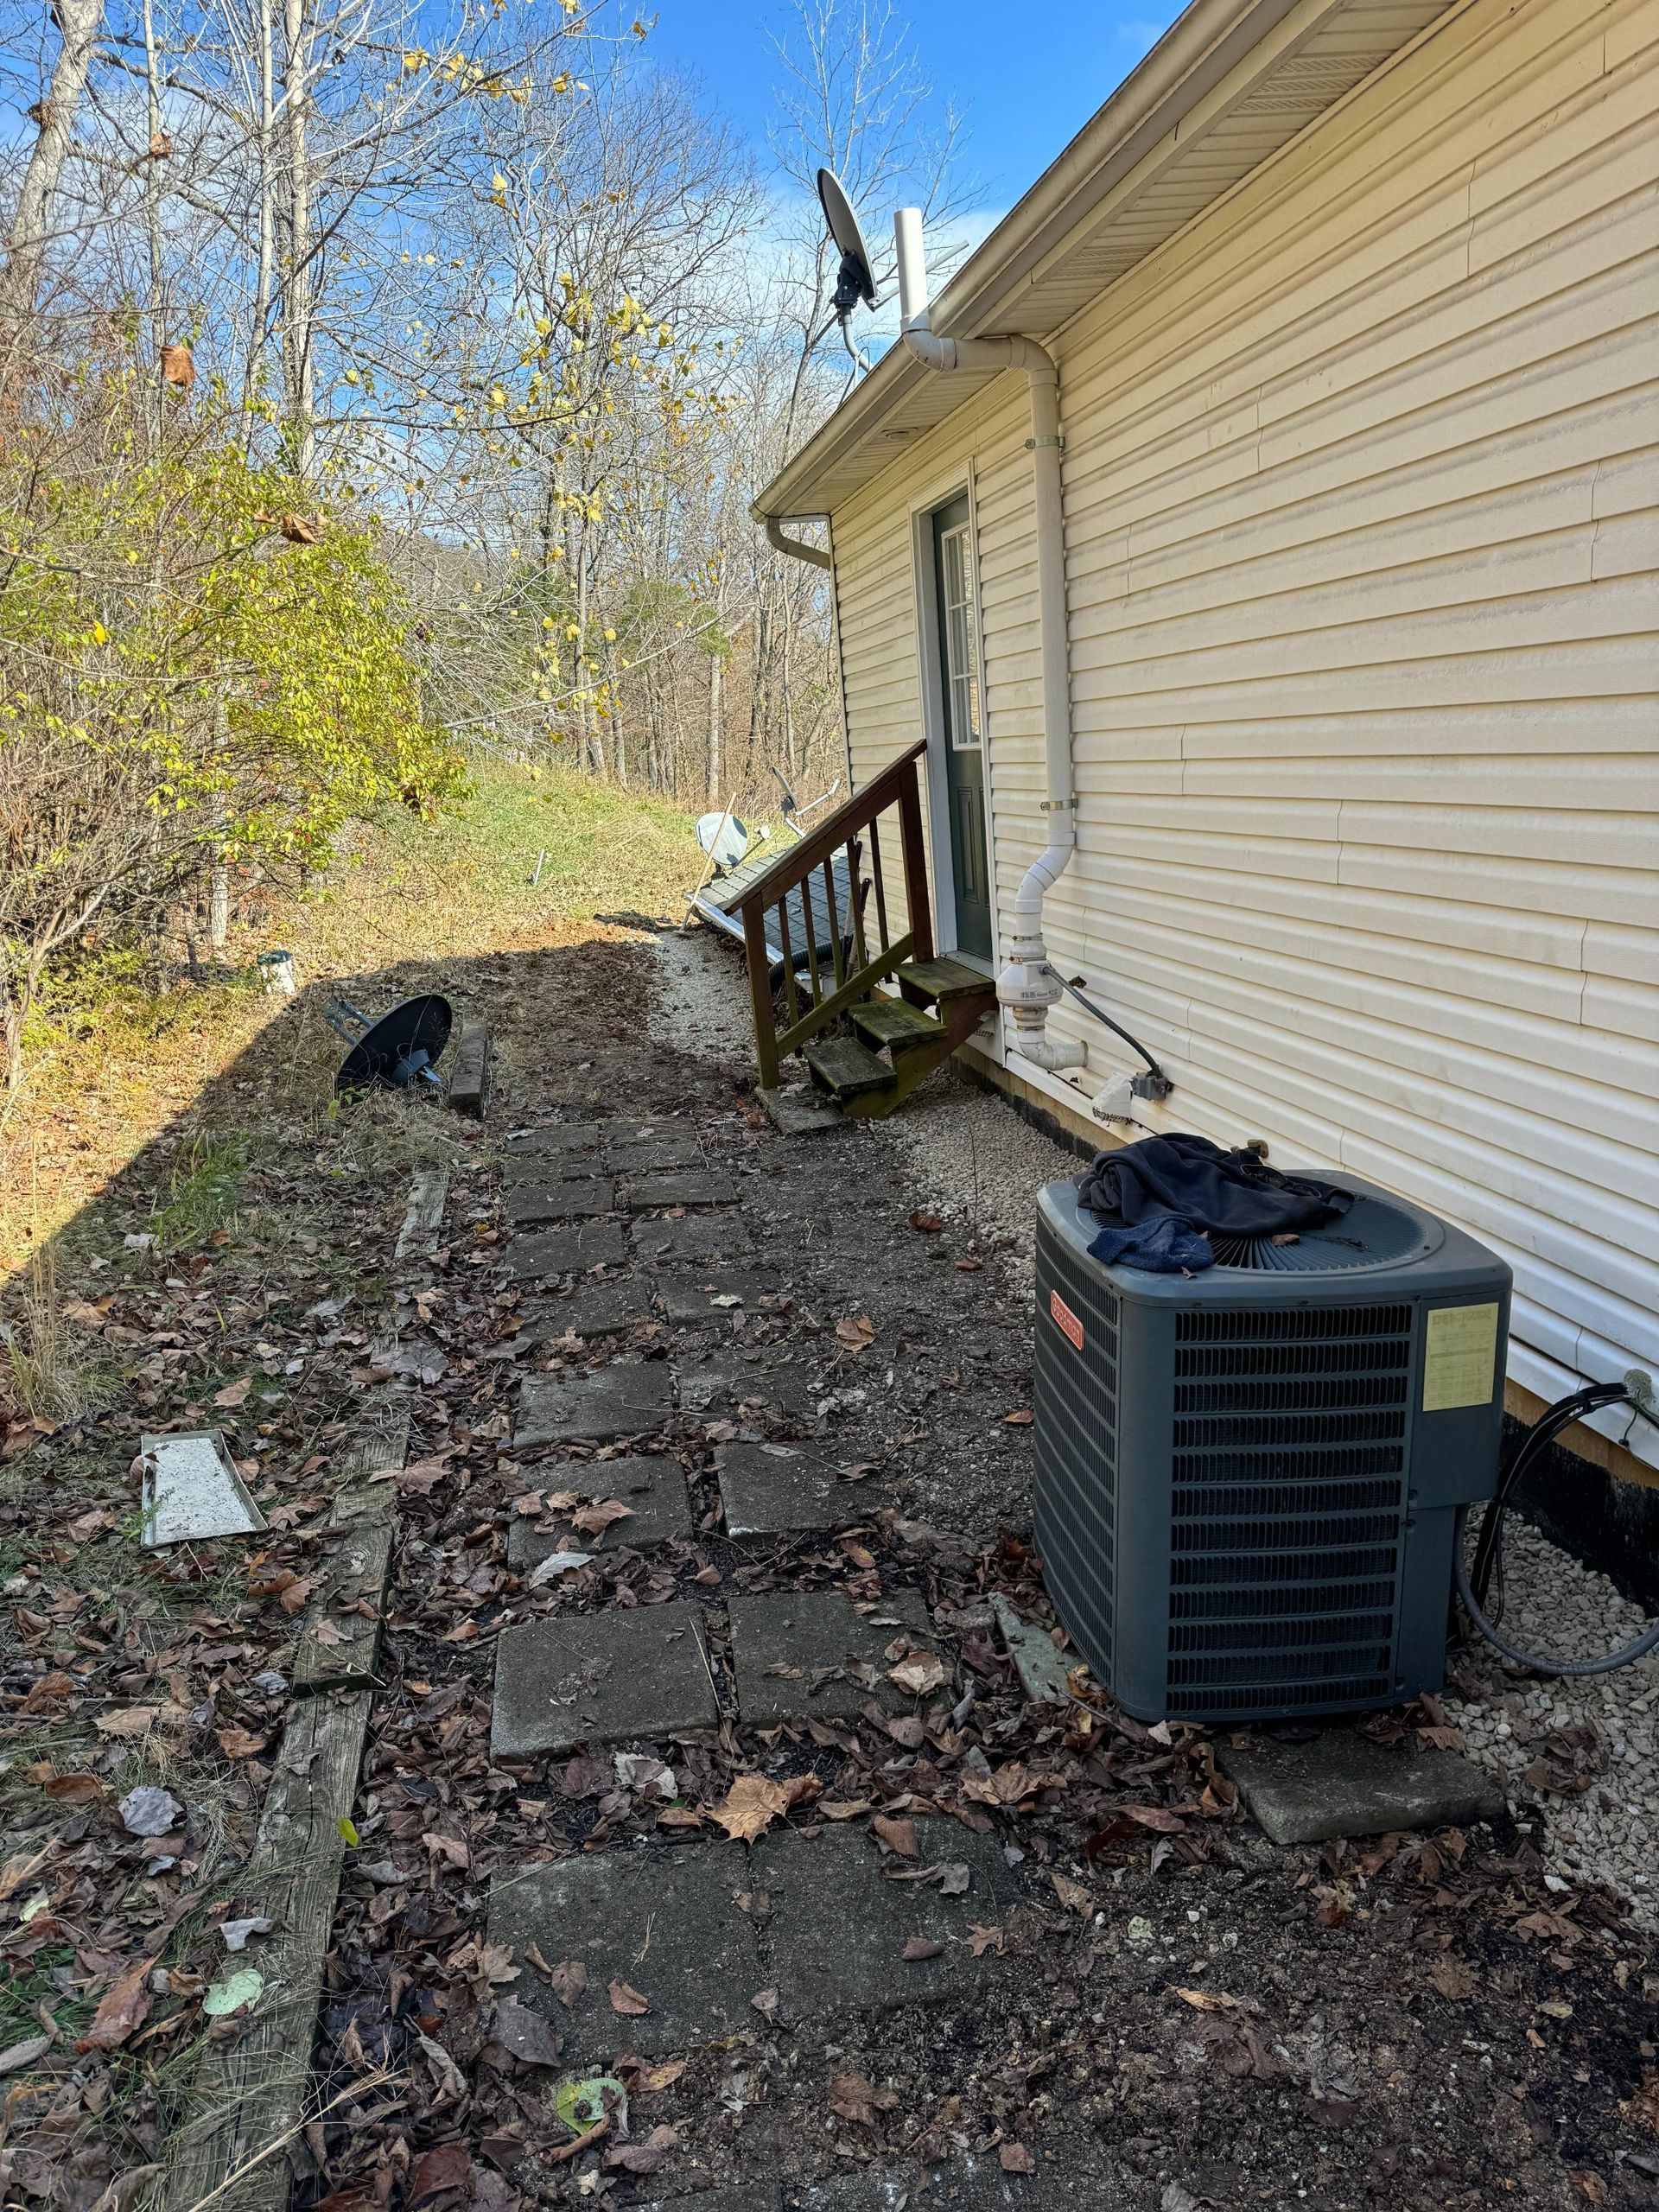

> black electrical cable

[
  {"left": 1058, "top": 976, "right": 1167, "bottom": 1085},
  {"left": 1454, "top": 1380, "right": 1659, "bottom": 1676}
]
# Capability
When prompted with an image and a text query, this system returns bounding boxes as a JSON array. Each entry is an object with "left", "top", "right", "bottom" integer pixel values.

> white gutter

[
  {"left": 764, "top": 515, "right": 831, "bottom": 571},
  {"left": 895, "top": 209, "right": 1084, "bottom": 1074}
]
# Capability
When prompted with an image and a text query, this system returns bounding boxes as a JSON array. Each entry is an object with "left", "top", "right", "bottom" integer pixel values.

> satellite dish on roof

[{"left": 817, "top": 168, "right": 877, "bottom": 315}]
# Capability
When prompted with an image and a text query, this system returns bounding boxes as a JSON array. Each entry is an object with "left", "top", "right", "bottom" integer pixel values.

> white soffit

[{"left": 755, "top": 0, "right": 1461, "bottom": 521}]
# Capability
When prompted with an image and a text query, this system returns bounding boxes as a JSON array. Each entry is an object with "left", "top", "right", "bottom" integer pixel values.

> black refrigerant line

[{"left": 1453, "top": 1379, "right": 1659, "bottom": 1676}]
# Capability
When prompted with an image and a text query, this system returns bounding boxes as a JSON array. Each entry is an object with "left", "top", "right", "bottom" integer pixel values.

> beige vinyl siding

[{"left": 829, "top": 0, "right": 1659, "bottom": 1462}]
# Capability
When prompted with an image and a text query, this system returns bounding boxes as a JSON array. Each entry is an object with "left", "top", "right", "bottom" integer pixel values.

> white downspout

[{"left": 893, "top": 208, "right": 1083, "bottom": 1074}]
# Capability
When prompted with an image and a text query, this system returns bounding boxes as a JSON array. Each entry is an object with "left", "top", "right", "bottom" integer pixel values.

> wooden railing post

[
  {"left": 741, "top": 899, "right": 781, "bottom": 1091},
  {"left": 896, "top": 766, "right": 935, "bottom": 964}
]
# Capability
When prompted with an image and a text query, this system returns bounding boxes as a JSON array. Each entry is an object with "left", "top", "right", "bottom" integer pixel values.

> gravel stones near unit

[
  {"left": 626, "top": 1170, "right": 737, "bottom": 1211},
  {"left": 508, "top": 1458, "right": 694, "bottom": 1560},
  {"left": 654, "top": 1269, "right": 785, "bottom": 1325},
  {"left": 515, "top": 1362, "right": 673, "bottom": 1447},
  {"left": 632, "top": 1214, "right": 753, "bottom": 1267},
  {"left": 1444, "top": 1516, "right": 1659, "bottom": 1926},
  {"left": 488, "top": 1841, "right": 755, "bottom": 2060},
  {"left": 1219, "top": 1730, "right": 1507, "bottom": 1845},
  {"left": 491, "top": 1601, "right": 717, "bottom": 1755},
  {"left": 503, "top": 1174, "right": 615, "bottom": 1226},
  {"left": 727, "top": 1588, "right": 939, "bottom": 1726},
  {"left": 717, "top": 1442, "right": 857, "bottom": 1536},
  {"left": 755, "top": 1819, "right": 1018, "bottom": 2023},
  {"left": 785, "top": 2158, "right": 1133, "bottom": 2209},
  {"left": 506, "top": 1221, "right": 627, "bottom": 1281}
]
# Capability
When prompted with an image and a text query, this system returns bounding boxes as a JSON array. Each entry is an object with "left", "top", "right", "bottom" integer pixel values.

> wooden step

[
  {"left": 804, "top": 1036, "right": 897, "bottom": 1101},
  {"left": 897, "top": 957, "right": 995, "bottom": 1006},
  {"left": 849, "top": 995, "right": 945, "bottom": 1053}
]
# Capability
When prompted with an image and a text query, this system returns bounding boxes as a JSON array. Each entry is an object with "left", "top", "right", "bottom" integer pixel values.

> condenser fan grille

[
  {"left": 1164, "top": 1300, "right": 1414, "bottom": 1716},
  {"left": 1207, "top": 1194, "right": 1429, "bottom": 1272}
]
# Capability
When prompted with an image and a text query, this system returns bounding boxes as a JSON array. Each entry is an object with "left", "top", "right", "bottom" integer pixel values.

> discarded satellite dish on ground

[
  {"left": 696, "top": 810, "right": 751, "bottom": 871},
  {"left": 817, "top": 168, "right": 878, "bottom": 370},
  {"left": 327, "top": 994, "right": 452, "bottom": 1097}
]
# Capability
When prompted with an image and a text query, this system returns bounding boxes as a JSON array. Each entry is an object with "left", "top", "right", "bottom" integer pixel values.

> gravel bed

[
  {"left": 1446, "top": 1516, "right": 1659, "bottom": 1928},
  {"left": 873, "top": 1062, "right": 1084, "bottom": 1289},
  {"left": 658, "top": 922, "right": 1659, "bottom": 1928}
]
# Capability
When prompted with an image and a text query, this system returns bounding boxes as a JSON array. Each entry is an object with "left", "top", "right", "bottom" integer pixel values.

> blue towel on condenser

[{"left": 1087, "top": 1215, "right": 1214, "bottom": 1274}]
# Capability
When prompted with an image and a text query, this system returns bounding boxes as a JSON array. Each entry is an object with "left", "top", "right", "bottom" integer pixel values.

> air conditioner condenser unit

[{"left": 1033, "top": 1173, "right": 1511, "bottom": 1725}]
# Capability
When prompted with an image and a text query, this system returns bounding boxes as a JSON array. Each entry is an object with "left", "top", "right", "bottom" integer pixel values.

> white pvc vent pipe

[{"left": 895, "top": 208, "right": 1083, "bottom": 1072}]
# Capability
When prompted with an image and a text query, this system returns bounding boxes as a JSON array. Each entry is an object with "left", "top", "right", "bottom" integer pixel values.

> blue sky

[{"left": 630, "top": 0, "right": 1183, "bottom": 230}]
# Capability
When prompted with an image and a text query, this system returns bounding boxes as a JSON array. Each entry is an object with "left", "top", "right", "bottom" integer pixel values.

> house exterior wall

[{"left": 829, "top": 0, "right": 1659, "bottom": 1463}]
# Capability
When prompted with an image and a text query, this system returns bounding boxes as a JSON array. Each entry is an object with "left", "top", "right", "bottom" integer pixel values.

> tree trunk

[
  {"left": 705, "top": 652, "right": 722, "bottom": 806},
  {"left": 209, "top": 865, "right": 230, "bottom": 951},
  {"left": 281, "top": 0, "right": 315, "bottom": 478},
  {"left": 0, "top": 0, "right": 106, "bottom": 353},
  {"left": 245, "top": 0, "right": 276, "bottom": 428}
]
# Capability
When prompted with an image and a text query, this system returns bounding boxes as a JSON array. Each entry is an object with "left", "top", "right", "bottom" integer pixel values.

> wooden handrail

[{"left": 734, "top": 740, "right": 935, "bottom": 1090}]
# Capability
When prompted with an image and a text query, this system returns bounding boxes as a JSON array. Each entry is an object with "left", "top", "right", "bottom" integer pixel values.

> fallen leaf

[
  {"left": 218, "top": 1916, "right": 272, "bottom": 1952},
  {"left": 216, "top": 1726, "right": 269, "bottom": 1759},
  {"left": 607, "top": 1980, "right": 650, "bottom": 2017},
  {"left": 902, "top": 1936, "right": 942, "bottom": 1961},
  {"left": 1171, "top": 1986, "right": 1240, "bottom": 2012},
  {"left": 118, "top": 1785, "right": 183, "bottom": 1837},
  {"left": 18, "top": 1672, "right": 76, "bottom": 1715},
  {"left": 408, "top": 2144, "right": 471, "bottom": 2203},
  {"left": 1429, "top": 1955, "right": 1478, "bottom": 2001},
  {"left": 829, "top": 2072, "right": 879, "bottom": 2126},
  {"left": 966, "top": 1923, "right": 1006, "bottom": 1956},
  {"left": 711, "top": 1774, "right": 789, "bottom": 1843},
  {"left": 202, "top": 1966, "right": 264, "bottom": 2017},
  {"left": 604, "top": 2124, "right": 677, "bottom": 2176},
  {"left": 1003, "top": 1408, "right": 1033, "bottom": 1426},
  {"left": 1051, "top": 1872, "right": 1092, "bottom": 1916},
  {"left": 873, "top": 1815, "right": 918, "bottom": 1858},
  {"left": 42, "top": 1773, "right": 103, "bottom": 1802},
  {"left": 906, "top": 1211, "right": 944, "bottom": 1233},
  {"left": 76, "top": 1959, "right": 153, "bottom": 2050},
  {"left": 213, "top": 1376, "right": 252, "bottom": 1408},
  {"left": 750, "top": 1986, "right": 779, "bottom": 2022},
  {"left": 640, "top": 2056, "right": 688, "bottom": 2090},
  {"left": 570, "top": 1498, "right": 634, "bottom": 1538},
  {"left": 887, "top": 1652, "right": 945, "bottom": 1696},
  {"left": 835, "top": 1314, "right": 875, "bottom": 1351},
  {"left": 1000, "top": 2143, "right": 1035, "bottom": 2175},
  {"left": 0, "top": 2033, "right": 51, "bottom": 2075},
  {"left": 492, "top": 1997, "right": 563, "bottom": 2067},
  {"left": 548, "top": 1958, "right": 588, "bottom": 2008},
  {"left": 95, "top": 1707, "right": 165, "bottom": 1738}
]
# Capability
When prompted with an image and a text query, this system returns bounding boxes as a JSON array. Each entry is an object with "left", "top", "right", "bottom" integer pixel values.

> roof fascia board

[{"left": 753, "top": 0, "right": 1361, "bottom": 521}]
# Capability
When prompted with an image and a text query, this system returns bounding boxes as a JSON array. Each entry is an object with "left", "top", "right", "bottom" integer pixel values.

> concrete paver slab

[
  {"left": 991, "top": 1597, "right": 1075, "bottom": 1707},
  {"left": 679, "top": 1353, "right": 817, "bottom": 1424},
  {"left": 506, "top": 1222, "right": 627, "bottom": 1281},
  {"left": 717, "top": 1443, "right": 854, "bottom": 1536},
  {"left": 756, "top": 1819, "right": 1020, "bottom": 2024},
  {"left": 728, "top": 1588, "right": 939, "bottom": 1726},
  {"left": 504, "top": 1175, "right": 616, "bottom": 1227},
  {"left": 504, "top": 1122, "right": 604, "bottom": 1158},
  {"left": 788, "top": 2158, "right": 1129, "bottom": 2209},
  {"left": 520, "top": 1276, "right": 654, "bottom": 1343},
  {"left": 487, "top": 1840, "right": 757, "bottom": 2061},
  {"left": 516, "top": 1362, "right": 673, "bottom": 1448},
  {"left": 650, "top": 2191, "right": 779, "bottom": 2212},
  {"left": 628, "top": 1171, "right": 739, "bottom": 1211},
  {"left": 492, "top": 1600, "right": 718, "bottom": 1756},
  {"left": 655, "top": 1269, "right": 785, "bottom": 1325},
  {"left": 1218, "top": 1731, "right": 1507, "bottom": 1845},
  {"left": 632, "top": 1215, "right": 753, "bottom": 1268},
  {"left": 509, "top": 1457, "right": 694, "bottom": 1560},
  {"left": 612, "top": 1132, "right": 706, "bottom": 1173}
]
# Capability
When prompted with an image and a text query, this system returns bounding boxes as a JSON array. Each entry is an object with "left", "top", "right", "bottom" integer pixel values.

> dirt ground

[{"left": 4, "top": 914, "right": 1657, "bottom": 2212}]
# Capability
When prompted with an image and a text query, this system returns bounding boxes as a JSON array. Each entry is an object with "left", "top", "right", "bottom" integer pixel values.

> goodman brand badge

[{"left": 1049, "top": 1289, "right": 1085, "bottom": 1351}]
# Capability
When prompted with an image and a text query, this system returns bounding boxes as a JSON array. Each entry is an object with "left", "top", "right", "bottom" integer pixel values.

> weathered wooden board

[{"left": 394, "top": 1166, "right": 450, "bottom": 1261}]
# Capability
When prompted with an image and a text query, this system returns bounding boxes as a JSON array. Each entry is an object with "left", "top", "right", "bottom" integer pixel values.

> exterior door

[{"left": 932, "top": 495, "right": 993, "bottom": 961}]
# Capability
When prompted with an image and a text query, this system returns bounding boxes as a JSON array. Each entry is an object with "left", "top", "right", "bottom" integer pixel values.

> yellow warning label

[{"left": 1422, "top": 1302, "right": 1500, "bottom": 1412}]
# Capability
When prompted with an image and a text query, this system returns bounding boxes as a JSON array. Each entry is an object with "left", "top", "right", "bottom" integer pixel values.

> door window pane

[{"left": 939, "top": 523, "right": 982, "bottom": 749}]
